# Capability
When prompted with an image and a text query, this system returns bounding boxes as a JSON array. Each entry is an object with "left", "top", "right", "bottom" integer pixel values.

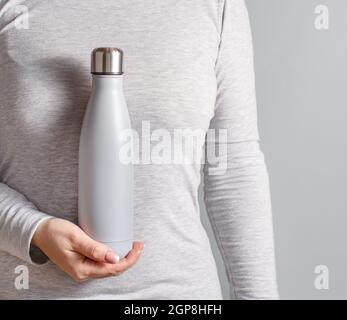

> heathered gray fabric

[{"left": 0, "top": 0, "right": 278, "bottom": 299}]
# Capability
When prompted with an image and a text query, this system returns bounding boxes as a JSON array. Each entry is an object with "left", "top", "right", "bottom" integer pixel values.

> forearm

[
  {"left": 204, "top": 141, "right": 278, "bottom": 299},
  {"left": 0, "top": 182, "right": 51, "bottom": 264}
]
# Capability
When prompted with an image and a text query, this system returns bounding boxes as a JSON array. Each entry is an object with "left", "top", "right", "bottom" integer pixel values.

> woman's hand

[{"left": 31, "top": 218, "right": 144, "bottom": 282}]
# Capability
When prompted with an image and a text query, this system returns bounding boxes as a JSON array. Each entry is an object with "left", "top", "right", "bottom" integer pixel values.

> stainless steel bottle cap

[{"left": 91, "top": 47, "right": 123, "bottom": 75}]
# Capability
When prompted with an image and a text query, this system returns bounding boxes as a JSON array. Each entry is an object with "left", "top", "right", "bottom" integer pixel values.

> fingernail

[{"left": 105, "top": 250, "right": 119, "bottom": 264}]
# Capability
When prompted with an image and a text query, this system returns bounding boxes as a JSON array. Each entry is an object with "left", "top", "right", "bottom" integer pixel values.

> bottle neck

[{"left": 91, "top": 74, "right": 123, "bottom": 91}]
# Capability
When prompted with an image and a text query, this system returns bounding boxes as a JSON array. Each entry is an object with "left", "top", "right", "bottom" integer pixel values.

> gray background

[{"left": 200, "top": 0, "right": 347, "bottom": 299}]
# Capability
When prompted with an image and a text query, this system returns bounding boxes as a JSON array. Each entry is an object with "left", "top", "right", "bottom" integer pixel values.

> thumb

[{"left": 73, "top": 232, "right": 119, "bottom": 264}]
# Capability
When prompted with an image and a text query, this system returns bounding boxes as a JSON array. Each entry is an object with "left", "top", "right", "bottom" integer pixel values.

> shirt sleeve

[
  {"left": 0, "top": 182, "right": 52, "bottom": 265},
  {"left": 203, "top": 0, "right": 278, "bottom": 299},
  {"left": 0, "top": 2, "right": 52, "bottom": 265}
]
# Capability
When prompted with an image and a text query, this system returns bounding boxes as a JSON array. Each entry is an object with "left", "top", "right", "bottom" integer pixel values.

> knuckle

[
  {"left": 73, "top": 276, "right": 84, "bottom": 283},
  {"left": 68, "top": 230, "right": 80, "bottom": 244},
  {"left": 109, "top": 270, "right": 118, "bottom": 277},
  {"left": 107, "top": 266, "right": 120, "bottom": 277},
  {"left": 87, "top": 244, "right": 104, "bottom": 260},
  {"left": 71, "top": 267, "right": 88, "bottom": 282},
  {"left": 71, "top": 273, "right": 84, "bottom": 282},
  {"left": 88, "top": 245, "right": 97, "bottom": 258},
  {"left": 122, "top": 260, "right": 130, "bottom": 269}
]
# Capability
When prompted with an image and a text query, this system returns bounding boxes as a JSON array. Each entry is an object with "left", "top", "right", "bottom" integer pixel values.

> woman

[{"left": 0, "top": 0, "right": 278, "bottom": 299}]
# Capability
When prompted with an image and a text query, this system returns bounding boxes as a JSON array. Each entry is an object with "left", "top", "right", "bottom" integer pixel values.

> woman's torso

[{"left": 0, "top": 0, "right": 223, "bottom": 299}]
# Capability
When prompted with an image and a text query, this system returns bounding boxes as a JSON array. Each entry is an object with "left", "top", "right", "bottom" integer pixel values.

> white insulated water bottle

[{"left": 78, "top": 48, "right": 133, "bottom": 258}]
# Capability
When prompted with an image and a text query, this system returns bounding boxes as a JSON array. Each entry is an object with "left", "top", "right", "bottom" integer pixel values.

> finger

[
  {"left": 72, "top": 241, "right": 144, "bottom": 280},
  {"left": 78, "top": 259, "right": 122, "bottom": 280},
  {"left": 111, "top": 241, "right": 144, "bottom": 273},
  {"left": 73, "top": 233, "right": 119, "bottom": 264}
]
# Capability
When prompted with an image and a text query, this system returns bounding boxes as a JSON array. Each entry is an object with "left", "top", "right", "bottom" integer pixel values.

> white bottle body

[{"left": 78, "top": 75, "right": 133, "bottom": 258}]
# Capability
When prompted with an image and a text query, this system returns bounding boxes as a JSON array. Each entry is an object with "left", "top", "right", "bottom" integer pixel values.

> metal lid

[{"left": 91, "top": 48, "right": 123, "bottom": 75}]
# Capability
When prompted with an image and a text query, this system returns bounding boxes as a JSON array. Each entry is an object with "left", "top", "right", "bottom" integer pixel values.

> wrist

[{"left": 32, "top": 218, "right": 51, "bottom": 248}]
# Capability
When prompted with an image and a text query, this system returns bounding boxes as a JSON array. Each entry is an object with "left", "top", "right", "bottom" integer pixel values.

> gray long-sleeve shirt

[{"left": 0, "top": 0, "right": 278, "bottom": 299}]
